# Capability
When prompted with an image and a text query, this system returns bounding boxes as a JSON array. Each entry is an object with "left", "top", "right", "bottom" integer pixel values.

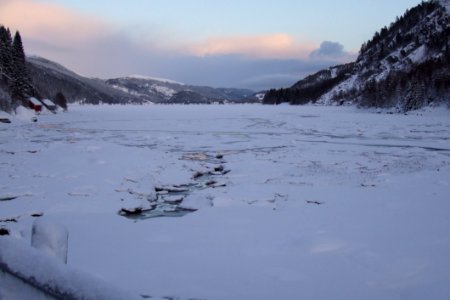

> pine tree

[
  {"left": 10, "top": 31, "right": 31, "bottom": 102},
  {"left": 0, "top": 26, "right": 13, "bottom": 81},
  {"left": 54, "top": 92, "right": 68, "bottom": 111}
]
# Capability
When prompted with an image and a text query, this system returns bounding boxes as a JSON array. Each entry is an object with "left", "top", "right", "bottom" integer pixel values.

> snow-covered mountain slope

[
  {"left": 106, "top": 76, "right": 254, "bottom": 104},
  {"left": 264, "top": 0, "right": 450, "bottom": 111},
  {"left": 27, "top": 57, "right": 142, "bottom": 105},
  {"left": 126, "top": 74, "right": 185, "bottom": 85},
  {"left": 25, "top": 57, "right": 253, "bottom": 105}
]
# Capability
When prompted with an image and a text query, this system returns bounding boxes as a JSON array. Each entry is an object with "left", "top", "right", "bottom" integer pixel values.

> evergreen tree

[
  {"left": 54, "top": 92, "right": 68, "bottom": 111},
  {"left": 10, "top": 31, "right": 31, "bottom": 102},
  {"left": 0, "top": 26, "right": 13, "bottom": 81}
]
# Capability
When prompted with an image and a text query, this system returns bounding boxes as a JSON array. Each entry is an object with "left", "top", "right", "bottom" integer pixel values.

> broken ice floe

[{"left": 119, "top": 152, "right": 230, "bottom": 220}]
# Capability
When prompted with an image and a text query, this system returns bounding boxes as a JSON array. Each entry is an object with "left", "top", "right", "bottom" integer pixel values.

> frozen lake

[{"left": 1, "top": 104, "right": 450, "bottom": 299}]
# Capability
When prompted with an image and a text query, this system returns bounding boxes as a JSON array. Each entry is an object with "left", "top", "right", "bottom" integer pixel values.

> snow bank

[
  {"left": 31, "top": 219, "right": 69, "bottom": 264},
  {"left": 14, "top": 106, "right": 36, "bottom": 122},
  {"left": 0, "top": 236, "right": 141, "bottom": 300},
  {"left": 0, "top": 110, "right": 11, "bottom": 119}
]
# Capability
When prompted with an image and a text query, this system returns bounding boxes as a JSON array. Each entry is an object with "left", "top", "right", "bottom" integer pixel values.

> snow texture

[
  {"left": 0, "top": 236, "right": 141, "bottom": 300},
  {"left": 150, "top": 84, "right": 177, "bottom": 98},
  {"left": 1, "top": 104, "right": 450, "bottom": 299},
  {"left": 13, "top": 105, "right": 36, "bottom": 122},
  {"left": 438, "top": 0, "right": 450, "bottom": 13},
  {"left": 31, "top": 219, "right": 69, "bottom": 264},
  {"left": 42, "top": 99, "right": 56, "bottom": 107},
  {"left": 408, "top": 45, "right": 427, "bottom": 64},
  {"left": 29, "top": 97, "right": 41, "bottom": 106},
  {"left": 126, "top": 74, "right": 184, "bottom": 85}
]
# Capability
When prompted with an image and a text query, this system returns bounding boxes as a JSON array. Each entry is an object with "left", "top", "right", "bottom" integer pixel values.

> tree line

[
  {"left": 0, "top": 24, "right": 67, "bottom": 112},
  {"left": 358, "top": 48, "right": 450, "bottom": 110},
  {"left": 0, "top": 25, "right": 33, "bottom": 111}
]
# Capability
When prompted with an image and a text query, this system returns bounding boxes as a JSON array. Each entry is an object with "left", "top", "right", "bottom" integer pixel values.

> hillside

[
  {"left": 106, "top": 76, "right": 254, "bottom": 104},
  {"left": 27, "top": 57, "right": 254, "bottom": 105},
  {"left": 264, "top": 0, "right": 450, "bottom": 111},
  {"left": 27, "top": 57, "right": 141, "bottom": 105},
  {"left": 2, "top": 54, "right": 254, "bottom": 111}
]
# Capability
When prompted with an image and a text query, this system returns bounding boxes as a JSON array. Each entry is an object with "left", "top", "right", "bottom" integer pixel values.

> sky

[{"left": 0, "top": 0, "right": 423, "bottom": 90}]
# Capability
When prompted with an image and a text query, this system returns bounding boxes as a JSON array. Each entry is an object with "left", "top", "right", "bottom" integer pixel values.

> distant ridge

[
  {"left": 25, "top": 57, "right": 253, "bottom": 105},
  {"left": 125, "top": 75, "right": 185, "bottom": 85},
  {"left": 106, "top": 76, "right": 254, "bottom": 104},
  {"left": 27, "top": 56, "right": 140, "bottom": 105}
]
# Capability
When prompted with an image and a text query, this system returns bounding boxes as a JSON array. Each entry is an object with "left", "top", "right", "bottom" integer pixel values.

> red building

[{"left": 28, "top": 97, "right": 42, "bottom": 112}]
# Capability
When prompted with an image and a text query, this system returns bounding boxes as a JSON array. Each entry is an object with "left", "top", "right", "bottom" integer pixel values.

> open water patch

[{"left": 118, "top": 152, "right": 230, "bottom": 220}]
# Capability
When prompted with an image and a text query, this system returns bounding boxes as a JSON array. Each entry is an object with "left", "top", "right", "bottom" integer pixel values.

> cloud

[
  {"left": 0, "top": 0, "right": 110, "bottom": 47},
  {"left": 144, "top": 55, "right": 336, "bottom": 91},
  {"left": 189, "top": 34, "right": 316, "bottom": 59},
  {"left": 0, "top": 0, "right": 147, "bottom": 77},
  {"left": 0, "top": 0, "right": 356, "bottom": 90},
  {"left": 241, "top": 74, "right": 306, "bottom": 91},
  {"left": 309, "top": 41, "right": 356, "bottom": 62}
]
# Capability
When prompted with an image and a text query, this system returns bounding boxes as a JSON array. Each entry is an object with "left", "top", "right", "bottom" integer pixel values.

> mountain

[
  {"left": 264, "top": 0, "right": 450, "bottom": 111},
  {"left": 26, "top": 57, "right": 254, "bottom": 105},
  {"left": 27, "top": 57, "right": 141, "bottom": 105},
  {"left": 106, "top": 76, "right": 254, "bottom": 104}
]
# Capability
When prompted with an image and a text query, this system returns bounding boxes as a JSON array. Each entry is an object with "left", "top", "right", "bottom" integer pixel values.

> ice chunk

[
  {"left": 179, "top": 194, "right": 213, "bottom": 210},
  {"left": 31, "top": 219, "right": 69, "bottom": 264},
  {"left": 0, "top": 236, "right": 141, "bottom": 299}
]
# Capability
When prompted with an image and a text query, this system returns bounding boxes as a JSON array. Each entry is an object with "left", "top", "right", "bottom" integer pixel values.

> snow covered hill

[
  {"left": 27, "top": 56, "right": 142, "bottom": 105},
  {"left": 264, "top": 0, "right": 450, "bottom": 111},
  {"left": 106, "top": 76, "right": 254, "bottom": 104},
  {"left": 25, "top": 57, "right": 254, "bottom": 106}
]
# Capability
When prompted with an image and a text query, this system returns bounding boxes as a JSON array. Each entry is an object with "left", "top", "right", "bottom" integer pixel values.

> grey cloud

[
  {"left": 309, "top": 41, "right": 357, "bottom": 62},
  {"left": 25, "top": 38, "right": 75, "bottom": 55},
  {"left": 240, "top": 74, "right": 304, "bottom": 91},
  {"left": 144, "top": 55, "right": 336, "bottom": 91},
  {"left": 310, "top": 41, "right": 345, "bottom": 58},
  {"left": 25, "top": 32, "right": 354, "bottom": 91}
]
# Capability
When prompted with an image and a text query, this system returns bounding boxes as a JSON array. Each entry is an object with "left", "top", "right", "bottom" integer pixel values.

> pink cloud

[
  {"left": 0, "top": 0, "right": 352, "bottom": 87},
  {"left": 0, "top": 0, "right": 111, "bottom": 47},
  {"left": 0, "top": 1, "right": 319, "bottom": 61},
  {"left": 188, "top": 34, "right": 317, "bottom": 59}
]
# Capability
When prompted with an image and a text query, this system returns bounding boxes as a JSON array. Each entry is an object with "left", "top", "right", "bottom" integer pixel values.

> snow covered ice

[
  {"left": 31, "top": 218, "right": 69, "bottom": 264},
  {"left": 1, "top": 104, "right": 450, "bottom": 299}
]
